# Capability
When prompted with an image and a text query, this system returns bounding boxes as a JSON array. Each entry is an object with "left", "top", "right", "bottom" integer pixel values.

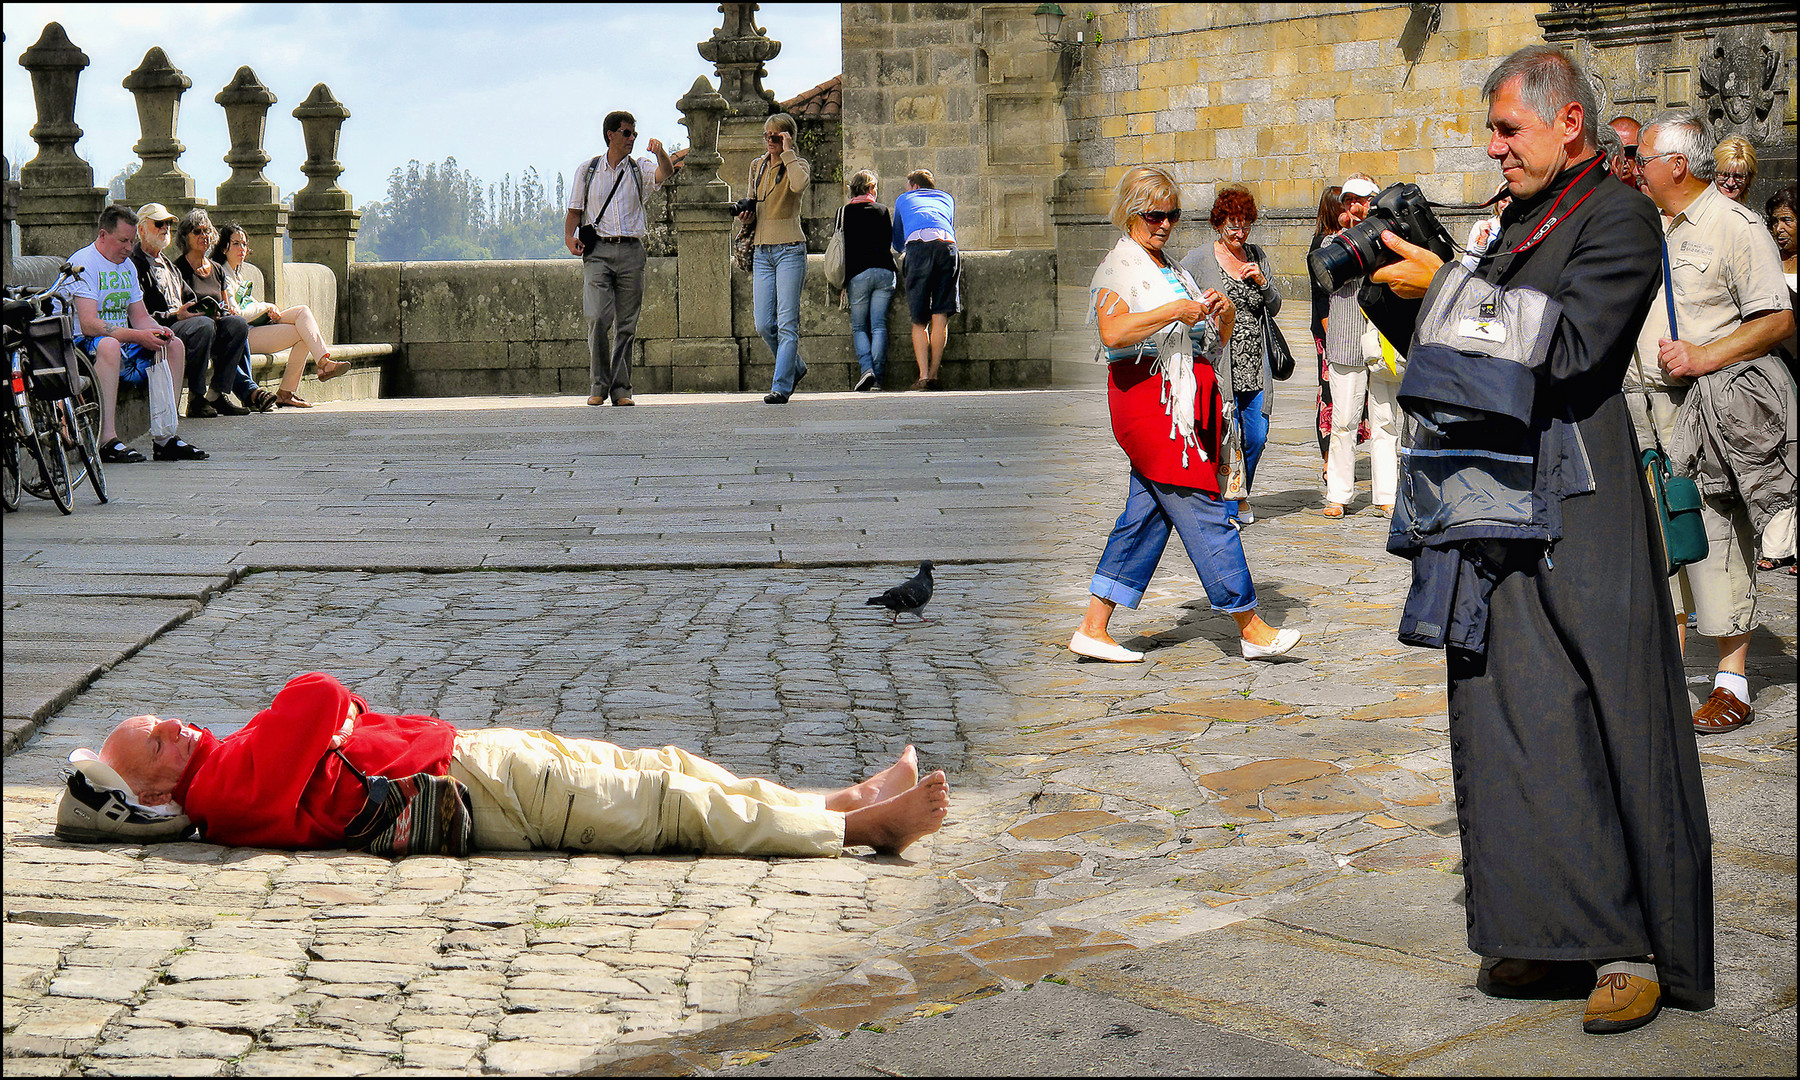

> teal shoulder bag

[{"left": 1640, "top": 238, "right": 1708, "bottom": 577}]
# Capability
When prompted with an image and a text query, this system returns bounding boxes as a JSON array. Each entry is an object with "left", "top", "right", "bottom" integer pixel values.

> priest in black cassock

[{"left": 1362, "top": 43, "right": 1713, "bottom": 1036}]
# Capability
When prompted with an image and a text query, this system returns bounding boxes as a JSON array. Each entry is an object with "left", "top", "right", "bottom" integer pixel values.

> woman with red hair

[{"left": 1182, "top": 185, "right": 1280, "bottom": 527}]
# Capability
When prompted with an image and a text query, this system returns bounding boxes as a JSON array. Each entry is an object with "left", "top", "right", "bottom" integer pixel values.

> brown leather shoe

[
  {"left": 1693, "top": 686, "right": 1754, "bottom": 733},
  {"left": 586, "top": 395, "right": 606, "bottom": 406},
  {"left": 612, "top": 395, "right": 635, "bottom": 406},
  {"left": 1476, "top": 958, "right": 1594, "bottom": 1000},
  {"left": 1584, "top": 972, "right": 1662, "bottom": 1034}
]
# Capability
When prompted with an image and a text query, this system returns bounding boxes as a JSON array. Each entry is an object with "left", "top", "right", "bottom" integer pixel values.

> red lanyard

[{"left": 1501, "top": 154, "right": 1606, "bottom": 255}]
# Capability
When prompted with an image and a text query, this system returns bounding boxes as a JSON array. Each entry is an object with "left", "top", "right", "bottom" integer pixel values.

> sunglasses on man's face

[
  {"left": 1139, "top": 210, "right": 1180, "bottom": 225},
  {"left": 1622, "top": 145, "right": 1638, "bottom": 159}
]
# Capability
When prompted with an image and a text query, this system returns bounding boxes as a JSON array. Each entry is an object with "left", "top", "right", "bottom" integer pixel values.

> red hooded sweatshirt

[{"left": 172, "top": 671, "right": 458, "bottom": 849}]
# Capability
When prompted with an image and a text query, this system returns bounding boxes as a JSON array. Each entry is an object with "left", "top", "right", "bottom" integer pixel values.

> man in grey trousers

[{"left": 563, "top": 110, "right": 673, "bottom": 407}]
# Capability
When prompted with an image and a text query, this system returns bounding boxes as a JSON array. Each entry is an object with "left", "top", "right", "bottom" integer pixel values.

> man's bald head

[{"left": 98, "top": 715, "right": 199, "bottom": 806}]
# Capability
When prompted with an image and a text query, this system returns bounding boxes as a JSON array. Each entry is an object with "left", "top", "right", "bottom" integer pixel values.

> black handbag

[{"left": 1263, "top": 310, "right": 1296, "bottom": 381}]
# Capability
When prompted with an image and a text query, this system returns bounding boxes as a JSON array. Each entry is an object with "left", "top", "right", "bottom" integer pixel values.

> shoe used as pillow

[{"left": 56, "top": 749, "right": 194, "bottom": 844}]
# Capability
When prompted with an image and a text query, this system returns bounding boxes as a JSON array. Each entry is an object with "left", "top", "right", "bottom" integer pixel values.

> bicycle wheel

[
  {"left": 23, "top": 397, "right": 73, "bottom": 514},
  {"left": 60, "top": 396, "right": 107, "bottom": 503},
  {"left": 1, "top": 432, "right": 19, "bottom": 512}
]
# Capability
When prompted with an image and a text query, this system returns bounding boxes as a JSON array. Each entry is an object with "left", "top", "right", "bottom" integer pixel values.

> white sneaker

[
  {"left": 1237, "top": 504, "right": 1255, "bottom": 525},
  {"left": 1241, "top": 627, "right": 1301, "bottom": 660},
  {"left": 1070, "top": 631, "right": 1144, "bottom": 662}
]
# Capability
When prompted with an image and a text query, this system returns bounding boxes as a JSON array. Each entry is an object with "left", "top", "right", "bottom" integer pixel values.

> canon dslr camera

[
  {"left": 1308, "top": 182, "right": 1456, "bottom": 293},
  {"left": 729, "top": 196, "right": 758, "bottom": 217}
]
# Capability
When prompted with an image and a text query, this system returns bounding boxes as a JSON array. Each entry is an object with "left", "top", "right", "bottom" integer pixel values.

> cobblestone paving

[{"left": 4, "top": 390, "right": 1793, "bottom": 1075}]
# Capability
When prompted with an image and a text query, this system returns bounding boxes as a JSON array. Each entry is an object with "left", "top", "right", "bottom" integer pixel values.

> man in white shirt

[
  {"left": 67, "top": 205, "right": 208, "bottom": 463},
  {"left": 562, "top": 110, "right": 674, "bottom": 408},
  {"left": 1629, "top": 110, "right": 1794, "bottom": 734}
]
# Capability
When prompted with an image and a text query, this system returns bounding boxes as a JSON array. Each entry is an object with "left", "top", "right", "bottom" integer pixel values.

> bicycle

[{"left": 4, "top": 263, "right": 100, "bottom": 514}]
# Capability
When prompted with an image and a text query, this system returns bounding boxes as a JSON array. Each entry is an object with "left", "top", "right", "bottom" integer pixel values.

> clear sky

[{"left": 3, "top": 3, "right": 842, "bottom": 207}]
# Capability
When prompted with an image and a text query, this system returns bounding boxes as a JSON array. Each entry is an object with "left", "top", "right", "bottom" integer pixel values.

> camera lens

[{"left": 1308, "top": 233, "right": 1366, "bottom": 293}]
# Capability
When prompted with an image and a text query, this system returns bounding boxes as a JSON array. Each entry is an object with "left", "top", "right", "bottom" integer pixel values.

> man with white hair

[
  {"left": 1364, "top": 44, "right": 1714, "bottom": 1036},
  {"left": 1628, "top": 110, "right": 1795, "bottom": 736}
]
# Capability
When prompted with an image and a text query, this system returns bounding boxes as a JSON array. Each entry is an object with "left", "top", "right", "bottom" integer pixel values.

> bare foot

[
  {"left": 823, "top": 746, "right": 919, "bottom": 811},
  {"left": 843, "top": 771, "right": 949, "bottom": 856}
]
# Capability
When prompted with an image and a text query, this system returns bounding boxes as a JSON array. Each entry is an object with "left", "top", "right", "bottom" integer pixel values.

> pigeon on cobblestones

[{"left": 867, "top": 561, "right": 934, "bottom": 623}]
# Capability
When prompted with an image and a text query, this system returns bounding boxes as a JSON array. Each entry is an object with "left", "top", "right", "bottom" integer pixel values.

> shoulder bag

[
  {"left": 1263, "top": 309, "right": 1296, "bottom": 381},
  {"left": 333, "top": 748, "right": 474, "bottom": 858},
  {"left": 825, "top": 205, "right": 848, "bottom": 289},
  {"left": 731, "top": 157, "right": 768, "bottom": 276},
  {"left": 1639, "top": 238, "right": 1708, "bottom": 577}
]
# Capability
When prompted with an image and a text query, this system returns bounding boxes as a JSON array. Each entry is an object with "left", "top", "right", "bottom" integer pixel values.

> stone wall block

[{"left": 345, "top": 262, "right": 401, "bottom": 344}]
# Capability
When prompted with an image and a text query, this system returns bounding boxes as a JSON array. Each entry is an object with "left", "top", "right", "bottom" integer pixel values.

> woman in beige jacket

[{"left": 738, "top": 112, "right": 812, "bottom": 404}]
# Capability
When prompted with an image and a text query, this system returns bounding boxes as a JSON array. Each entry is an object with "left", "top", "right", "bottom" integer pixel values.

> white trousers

[
  {"left": 1325, "top": 362, "right": 1399, "bottom": 506},
  {"left": 448, "top": 729, "right": 844, "bottom": 857}
]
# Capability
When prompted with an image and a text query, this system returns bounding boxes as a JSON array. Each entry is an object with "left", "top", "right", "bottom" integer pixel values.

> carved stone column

[
  {"left": 700, "top": 3, "right": 780, "bottom": 203},
  {"left": 213, "top": 66, "right": 285, "bottom": 305},
  {"left": 670, "top": 75, "right": 739, "bottom": 391},
  {"left": 121, "top": 47, "right": 200, "bottom": 214},
  {"left": 287, "top": 83, "right": 361, "bottom": 337},
  {"left": 15, "top": 23, "right": 108, "bottom": 258}
]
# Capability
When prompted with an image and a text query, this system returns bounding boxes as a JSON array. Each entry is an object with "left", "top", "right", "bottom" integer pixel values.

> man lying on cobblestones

[{"left": 93, "top": 671, "right": 949, "bottom": 859}]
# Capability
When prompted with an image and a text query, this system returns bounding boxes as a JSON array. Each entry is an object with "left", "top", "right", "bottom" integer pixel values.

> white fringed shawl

[{"left": 1088, "top": 236, "right": 1225, "bottom": 469}]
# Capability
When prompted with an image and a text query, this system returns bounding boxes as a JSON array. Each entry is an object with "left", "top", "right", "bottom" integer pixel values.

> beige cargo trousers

[{"left": 448, "top": 729, "right": 844, "bottom": 857}]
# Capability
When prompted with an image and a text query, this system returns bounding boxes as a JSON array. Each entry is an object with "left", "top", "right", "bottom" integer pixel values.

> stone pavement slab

[{"left": 5, "top": 390, "right": 1794, "bottom": 1076}]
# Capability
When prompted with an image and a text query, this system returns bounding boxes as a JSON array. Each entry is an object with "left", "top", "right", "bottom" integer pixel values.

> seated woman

[
  {"left": 212, "top": 224, "right": 346, "bottom": 408},
  {"left": 1071, "top": 165, "right": 1302, "bottom": 663},
  {"left": 172, "top": 210, "right": 274, "bottom": 412}
]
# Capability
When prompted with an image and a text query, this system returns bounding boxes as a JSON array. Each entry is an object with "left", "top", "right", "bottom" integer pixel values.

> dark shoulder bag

[
  {"left": 1639, "top": 239, "right": 1708, "bottom": 577},
  {"left": 333, "top": 748, "right": 474, "bottom": 857}
]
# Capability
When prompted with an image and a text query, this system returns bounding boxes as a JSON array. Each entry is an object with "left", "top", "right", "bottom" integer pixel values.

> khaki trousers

[
  {"left": 1625, "top": 387, "right": 1759, "bottom": 638},
  {"left": 448, "top": 729, "right": 843, "bottom": 857}
]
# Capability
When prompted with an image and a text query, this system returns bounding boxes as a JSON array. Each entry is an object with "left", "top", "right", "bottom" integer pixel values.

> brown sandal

[
  {"left": 275, "top": 390, "right": 312, "bottom": 408},
  {"left": 316, "top": 357, "right": 349, "bottom": 381},
  {"left": 1692, "top": 687, "right": 1753, "bottom": 733}
]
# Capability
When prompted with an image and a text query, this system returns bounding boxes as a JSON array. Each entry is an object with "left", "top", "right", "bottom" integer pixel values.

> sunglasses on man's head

[{"left": 1139, "top": 209, "right": 1180, "bottom": 225}]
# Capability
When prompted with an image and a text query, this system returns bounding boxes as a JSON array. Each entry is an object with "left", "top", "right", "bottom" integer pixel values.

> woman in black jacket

[
  {"left": 1307, "top": 185, "right": 1344, "bottom": 471},
  {"left": 841, "top": 170, "right": 898, "bottom": 392}
]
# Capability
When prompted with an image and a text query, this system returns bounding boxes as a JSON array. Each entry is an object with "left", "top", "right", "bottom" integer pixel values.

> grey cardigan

[{"left": 1182, "top": 241, "right": 1281, "bottom": 416}]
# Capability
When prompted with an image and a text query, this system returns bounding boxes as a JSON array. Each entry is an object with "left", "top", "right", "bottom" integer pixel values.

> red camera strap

[{"left": 1499, "top": 154, "right": 1606, "bottom": 256}]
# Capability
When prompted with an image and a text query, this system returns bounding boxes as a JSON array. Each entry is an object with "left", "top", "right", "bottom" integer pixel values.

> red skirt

[{"left": 1107, "top": 355, "right": 1224, "bottom": 493}]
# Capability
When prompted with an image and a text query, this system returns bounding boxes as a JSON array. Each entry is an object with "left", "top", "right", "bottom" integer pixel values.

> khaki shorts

[
  {"left": 1625, "top": 388, "right": 1759, "bottom": 638},
  {"left": 448, "top": 728, "right": 843, "bottom": 857}
]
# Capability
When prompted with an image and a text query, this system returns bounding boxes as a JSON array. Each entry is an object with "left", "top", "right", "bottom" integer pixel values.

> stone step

[{"left": 110, "top": 347, "right": 393, "bottom": 445}]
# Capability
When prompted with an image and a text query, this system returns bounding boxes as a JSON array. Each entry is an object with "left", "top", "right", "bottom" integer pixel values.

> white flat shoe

[
  {"left": 1241, "top": 627, "right": 1301, "bottom": 660},
  {"left": 1237, "top": 505, "right": 1255, "bottom": 525},
  {"left": 1070, "top": 631, "right": 1144, "bottom": 663}
]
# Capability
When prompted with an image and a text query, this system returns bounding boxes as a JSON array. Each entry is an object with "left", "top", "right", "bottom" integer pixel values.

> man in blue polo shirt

[
  {"left": 67, "top": 205, "right": 208, "bottom": 462},
  {"left": 891, "top": 170, "right": 959, "bottom": 390}
]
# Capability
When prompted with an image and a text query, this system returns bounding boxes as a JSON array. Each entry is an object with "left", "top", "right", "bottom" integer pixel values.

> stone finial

[
  {"left": 122, "top": 47, "right": 197, "bottom": 208},
  {"left": 18, "top": 22, "right": 96, "bottom": 189},
  {"left": 292, "top": 83, "right": 352, "bottom": 212},
  {"left": 677, "top": 75, "right": 730, "bottom": 191},
  {"left": 697, "top": 2, "right": 780, "bottom": 117},
  {"left": 214, "top": 66, "right": 278, "bottom": 206}
]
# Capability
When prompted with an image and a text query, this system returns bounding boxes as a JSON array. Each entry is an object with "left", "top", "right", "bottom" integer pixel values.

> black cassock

[{"left": 1367, "top": 156, "right": 1714, "bottom": 1011}]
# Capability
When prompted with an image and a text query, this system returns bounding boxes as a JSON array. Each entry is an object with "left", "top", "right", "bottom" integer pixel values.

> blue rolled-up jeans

[
  {"left": 1228, "top": 387, "right": 1269, "bottom": 519},
  {"left": 1090, "top": 470, "right": 1258, "bottom": 613},
  {"left": 847, "top": 266, "right": 896, "bottom": 377},
  {"left": 753, "top": 242, "right": 808, "bottom": 395}
]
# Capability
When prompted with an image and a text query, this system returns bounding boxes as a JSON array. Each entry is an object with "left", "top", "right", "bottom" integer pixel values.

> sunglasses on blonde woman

[{"left": 1139, "top": 210, "right": 1180, "bottom": 225}]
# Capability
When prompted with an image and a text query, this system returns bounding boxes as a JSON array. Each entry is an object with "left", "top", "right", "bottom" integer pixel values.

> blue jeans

[
  {"left": 1091, "top": 471, "right": 1258, "bottom": 613},
  {"left": 847, "top": 267, "right": 896, "bottom": 377},
  {"left": 753, "top": 242, "right": 807, "bottom": 395},
  {"left": 1229, "top": 388, "right": 1269, "bottom": 519}
]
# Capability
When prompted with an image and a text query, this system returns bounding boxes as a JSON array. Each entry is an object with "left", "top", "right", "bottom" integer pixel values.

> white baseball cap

[{"left": 1341, "top": 177, "right": 1379, "bottom": 199}]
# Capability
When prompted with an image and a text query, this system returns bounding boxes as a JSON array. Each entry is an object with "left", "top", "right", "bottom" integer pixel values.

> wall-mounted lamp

[{"left": 1035, "top": 4, "right": 1095, "bottom": 69}]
